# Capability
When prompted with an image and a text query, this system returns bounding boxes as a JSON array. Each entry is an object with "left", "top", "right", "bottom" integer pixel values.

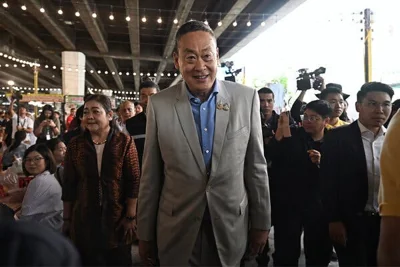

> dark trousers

[
  {"left": 334, "top": 213, "right": 381, "bottom": 267},
  {"left": 80, "top": 245, "right": 132, "bottom": 266},
  {"left": 273, "top": 207, "right": 331, "bottom": 267}
]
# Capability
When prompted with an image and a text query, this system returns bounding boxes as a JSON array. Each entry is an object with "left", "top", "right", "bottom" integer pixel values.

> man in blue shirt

[{"left": 137, "top": 20, "right": 271, "bottom": 266}]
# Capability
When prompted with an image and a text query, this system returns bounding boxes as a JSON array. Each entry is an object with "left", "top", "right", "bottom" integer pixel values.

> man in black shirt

[{"left": 126, "top": 80, "right": 160, "bottom": 170}]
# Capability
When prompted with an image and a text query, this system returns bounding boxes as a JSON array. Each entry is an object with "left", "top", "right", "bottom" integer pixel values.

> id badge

[{"left": 46, "top": 134, "right": 51, "bottom": 140}]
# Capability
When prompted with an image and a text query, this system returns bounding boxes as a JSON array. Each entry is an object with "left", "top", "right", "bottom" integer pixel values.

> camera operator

[{"left": 267, "top": 100, "right": 333, "bottom": 266}]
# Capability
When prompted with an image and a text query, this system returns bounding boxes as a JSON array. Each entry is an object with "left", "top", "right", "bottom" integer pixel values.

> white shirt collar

[{"left": 357, "top": 120, "right": 386, "bottom": 137}]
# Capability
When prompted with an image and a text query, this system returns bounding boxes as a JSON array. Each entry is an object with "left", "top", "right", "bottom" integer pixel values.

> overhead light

[
  {"left": 2, "top": 2, "right": 8, "bottom": 8},
  {"left": 261, "top": 21, "right": 266, "bottom": 27},
  {"left": 92, "top": 12, "right": 97, "bottom": 18},
  {"left": 53, "top": 66, "right": 56, "bottom": 69},
  {"left": 118, "top": 72, "right": 122, "bottom": 75},
  {"left": 233, "top": 21, "right": 237, "bottom": 27},
  {"left": 204, "top": 20, "right": 208, "bottom": 25},
  {"left": 157, "top": 17, "right": 162, "bottom": 24},
  {"left": 218, "top": 21, "right": 222, "bottom": 26},
  {"left": 246, "top": 21, "right": 251, "bottom": 27},
  {"left": 109, "top": 14, "right": 114, "bottom": 20},
  {"left": 141, "top": 16, "right": 147, "bottom": 23},
  {"left": 7, "top": 80, "right": 14, "bottom": 86},
  {"left": 126, "top": 72, "right": 130, "bottom": 76},
  {"left": 58, "top": 8, "right": 63, "bottom": 15},
  {"left": 90, "top": 70, "right": 94, "bottom": 73},
  {"left": 125, "top": 16, "right": 131, "bottom": 22},
  {"left": 112, "top": 72, "right": 115, "bottom": 75},
  {"left": 140, "top": 73, "right": 143, "bottom": 76},
  {"left": 45, "top": 65, "right": 48, "bottom": 68},
  {"left": 40, "top": 7, "right": 45, "bottom": 13},
  {"left": 147, "top": 73, "right": 151, "bottom": 76},
  {"left": 104, "top": 71, "right": 108, "bottom": 74},
  {"left": 75, "top": 11, "right": 80, "bottom": 17},
  {"left": 173, "top": 18, "right": 178, "bottom": 24},
  {"left": 21, "top": 5, "right": 27, "bottom": 10},
  {"left": 174, "top": 73, "right": 178, "bottom": 77}
]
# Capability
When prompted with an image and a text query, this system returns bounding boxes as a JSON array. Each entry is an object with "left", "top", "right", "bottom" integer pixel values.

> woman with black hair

[
  {"left": 45, "top": 138, "right": 66, "bottom": 186},
  {"left": 33, "top": 105, "right": 61, "bottom": 144},
  {"left": 1, "top": 130, "right": 27, "bottom": 170},
  {"left": 19, "top": 144, "right": 63, "bottom": 231}
]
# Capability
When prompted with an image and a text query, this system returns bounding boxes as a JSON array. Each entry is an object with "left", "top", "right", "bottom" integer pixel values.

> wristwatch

[{"left": 125, "top": 215, "right": 137, "bottom": 221}]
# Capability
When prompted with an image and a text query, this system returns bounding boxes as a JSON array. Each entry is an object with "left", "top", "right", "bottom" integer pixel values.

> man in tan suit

[{"left": 137, "top": 20, "right": 271, "bottom": 266}]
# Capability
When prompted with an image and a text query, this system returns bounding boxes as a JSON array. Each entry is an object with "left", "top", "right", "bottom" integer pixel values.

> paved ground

[{"left": 131, "top": 228, "right": 340, "bottom": 267}]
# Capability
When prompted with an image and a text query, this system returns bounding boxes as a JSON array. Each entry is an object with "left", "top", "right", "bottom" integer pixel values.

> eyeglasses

[
  {"left": 301, "top": 115, "right": 321, "bottom": 122},
  {"left": 364, "top": 101, "right": 392, "bottom": 110},
  {"left": 24, "top": 156, "right": 44, "bottom": 163}
]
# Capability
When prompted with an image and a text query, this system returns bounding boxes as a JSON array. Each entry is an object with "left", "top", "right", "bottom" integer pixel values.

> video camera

[
  {"left": 296, "top": 67, "right": 326, "bottom": 91},
  {"left": 221, "top": 61, "right": 242, "bottom": 82},
  {"left": 11, "top": 91, "right": 22, "bottom": 101}
]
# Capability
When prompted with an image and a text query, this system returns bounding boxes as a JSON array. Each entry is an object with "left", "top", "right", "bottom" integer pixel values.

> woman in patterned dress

[{"left": 62, "top": 94, "right": 140, "bottom": 266}]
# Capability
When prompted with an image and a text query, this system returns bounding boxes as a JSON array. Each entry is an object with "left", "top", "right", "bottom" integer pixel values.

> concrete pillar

[{"left": 62, "top": 51, "right": 86, "bottom": 96}]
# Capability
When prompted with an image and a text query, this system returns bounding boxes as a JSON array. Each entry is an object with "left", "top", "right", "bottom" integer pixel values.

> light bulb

[
  {"left": 109, "top": 14, "right": 114, "bottom": 20},
  {"left": 21, "top": 5, "right": 27, "bottom": 10},
  {"left": 174, "top": 73, "right": 178, "bottom": 76},
  {"left": 45, "top": 65, "right": 48, "bottom": 68},
  {"left": 58, "top": 9, "right": 63, "bottom": 15},
  {"left": 246, "top": 21, "right": 251, "bottom": 27},
  {"left": 126, "top": 72, "right": 129, "bottom": 75},
  {"left": 218, "top": 21, "right": 222, "bottom": 26},
  {"left": 126, "top": 16, "right": 130, "bottom": 21},
  {"left": 92, "top": 12, "right": 97, "bottom": 18},
  {"left": 173, "top": 18, "right": 178, "bottom": 24},
  {"left": 141, "top": 16, "right": 147, "bottom": 23},
  {"left": 53, "top": 66, "right": 56, "bottom": 69},
  {"left": 233, "top": 21, "right": 237, "bottom": 27},
  {"left": 40, "top": 7, "right": 45, "bottom": 13},
  {"left": 75, "top": 11, "right": 80, "bottom": 17},
  {"left": 147, "top": 73, "right": 150, "bottom": 76},
  {"left": 261, "top": 21, "right": 266, "bottom": 27},
  {"left": 104, "top": 71, "right": 108, "bottom": 74},
  {"left": 118, "top": 72, "right": 122, "bottom": 75},
  {"left": 90, "top": 70, "right": 94, "bottom": 73},
  {"left": 140, "top": 73, "right": 143, "bottom": 76},
  {"left": 97, "top": 70, "right": 101, "bottom": 74},
  {"left": 2, "top": 2, "right": 8, "bottom": 8},
  {"left": 157, "top": 17, "right": 162, "bottom": 24},
  {"left": 167, "top": 73, "right": 171, "bottom": 77}
]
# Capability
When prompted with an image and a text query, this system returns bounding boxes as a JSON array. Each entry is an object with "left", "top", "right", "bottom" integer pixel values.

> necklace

[{"left": 92, "top": 139, "right": 107, "bottom": 145}]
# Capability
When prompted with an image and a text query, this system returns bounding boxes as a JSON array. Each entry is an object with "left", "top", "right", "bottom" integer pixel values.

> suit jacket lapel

[
  {"left": 350, "top": 121, "right": 368, "bottom": 178},
  {"left": 211, "top": 81, "right": 230, "bottom": 176},
  {"left": 174, "top": 83, "right": 206, "bottom": 176}
]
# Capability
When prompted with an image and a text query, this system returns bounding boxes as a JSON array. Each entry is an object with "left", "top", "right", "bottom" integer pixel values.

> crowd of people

[{"left": 0, "top": 20, "right": 399, "bottom": 267}]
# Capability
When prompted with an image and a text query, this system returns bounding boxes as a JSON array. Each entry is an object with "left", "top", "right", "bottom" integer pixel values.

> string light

[
  {"left": 58, "top": 8, "right": 63, "bottom": 15},
  {"left": 233, "top": 21, "right": 237, "bottom": 27},
  {"left": 109, "top": 13, "right": 114, "bottom": 20},
  {"left": 125, "top": 16, "right": 130, "bottom": 22},
  {"left": 173, "top": 18, "right": 178, "bottom": 24},
  {"left": 75, "top": 11, "right": 80, "bottom": 17},
  {"left": 21, "top": 4, "right": 27, "bottom": 10},
  {"left": 92, "top": 12, "right": 97, "bottom": 18},
  {"left": 2, "top": 2, "right": 8, "bottom": 8},
  {"left": 261, "top": 21, "right": 266, "bottom": 26},
  {"left": 247, "top": 21, "right": 251, "bottom": 27},
  {"left": 218, "top": 21, "right": 222, "bottom": 26},
  {"left": 40, "top": 7, "right": 45, "bottom": 13},
  {"left": 141, "top": 16, "right": 147, "bottom": 23},
  {"left": 157, "top": 17, "right": 162, "bottom": 24}
]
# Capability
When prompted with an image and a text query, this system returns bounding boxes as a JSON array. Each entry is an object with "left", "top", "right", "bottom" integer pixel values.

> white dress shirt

[{"left": 358, "top": 120, "right": 386, "bottom": 212}]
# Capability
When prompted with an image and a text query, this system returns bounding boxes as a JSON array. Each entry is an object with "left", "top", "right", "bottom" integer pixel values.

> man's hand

[
  {"left": 329, "top": 221, "right": 347, "bottom": 246},
  {"left": 307, "top": 149, "right": 321, "bottom": 165},
  {"left": 139, "top": 240, "right": 157, "bottom": 266},
  {"left": 249, "top": 228, "right": 269, "bottom": 256}
]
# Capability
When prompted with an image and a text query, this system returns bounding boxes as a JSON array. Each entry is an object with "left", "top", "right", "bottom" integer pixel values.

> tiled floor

[{"left": 131, "top": 228, "right": 340, "bottom": 267}]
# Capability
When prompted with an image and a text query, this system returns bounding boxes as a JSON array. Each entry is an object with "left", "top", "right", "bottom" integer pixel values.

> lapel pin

[
  {"left": 217, "top": 101, "right": 224, "bottom": 110},
  {"left": 223, "top": 103, "right": 230, "bottom": 111}
]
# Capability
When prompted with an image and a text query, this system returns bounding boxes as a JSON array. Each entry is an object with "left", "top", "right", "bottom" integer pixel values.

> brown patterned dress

[{"left": 62, "top": 128, "right": 140, "bottom": 265}]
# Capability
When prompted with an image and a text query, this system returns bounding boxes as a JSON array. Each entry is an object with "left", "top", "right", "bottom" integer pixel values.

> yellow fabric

[
  {"left": 325, "top": 119, "right": 349, "bottom": 129},
  {"left": 379, "top": 111, "right": 400, "bottom": 216}
]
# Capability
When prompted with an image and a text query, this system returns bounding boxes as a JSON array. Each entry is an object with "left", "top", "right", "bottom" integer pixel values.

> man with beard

[
  {"left": 321, "top": 82, "right": 394, "bottom": 266},
  {"left": 316, "top": 83, "right": 350, "bottom": 129}
]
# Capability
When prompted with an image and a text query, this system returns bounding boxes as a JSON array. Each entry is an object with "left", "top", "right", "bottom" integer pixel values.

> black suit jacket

[
  {"left": 320, "top": 121, "right": 369, "bottom": 223},
  {"left": 125, "top": 112, "right": 146, "bottom": 169}
]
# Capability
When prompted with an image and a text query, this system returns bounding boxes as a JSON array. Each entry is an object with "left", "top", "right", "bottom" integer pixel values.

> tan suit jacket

[{"left": 137, "top": 80, "right": 271, "bottom": 266}]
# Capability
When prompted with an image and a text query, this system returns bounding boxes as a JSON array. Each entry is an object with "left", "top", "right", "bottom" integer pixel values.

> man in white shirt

[{"left": 9, "top": 100, "right": 34, "bottom": 146}]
